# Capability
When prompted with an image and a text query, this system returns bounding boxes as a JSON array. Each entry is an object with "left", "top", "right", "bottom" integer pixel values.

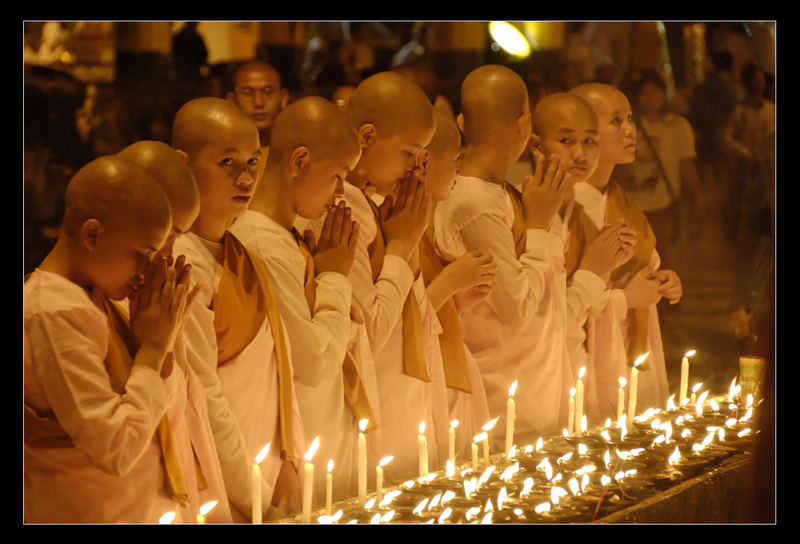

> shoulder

[
  {"left": 24, "top": 270, "right": 106, "bottom": 337},
  {"left": 440, "top": 176, "right": 509, "bottom": 223}
]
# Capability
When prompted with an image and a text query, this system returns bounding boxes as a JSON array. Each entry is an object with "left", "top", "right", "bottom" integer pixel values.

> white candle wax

[
  {"left": 448, "top": 421, "right": 457, "bottom": 465},
  {"left": 302, "top": 461, "right": 314, "bottom": 523},
  {"left": 680, "top": 357, "right": 689, "bottom": 403},
  {"left": 575, "top": 369, "right": 585, "bottom": 436},
  {"left": 628, "top": 366, "right": 639, "bottom": 418},
  {"left": 506, "top": 396, "right": 516, "bottom": 457},
  {"left": 376, "top": 465, "right": 383, "bottom": 501},
  {"left": 472, "top": 442, "right": 478, "bottom": 471},
  {"left": 568, "top": 389, "right": 575, "bottom": 435},
  {"left": 482, "top": 435, "right": 490, "bottom": 465},
  {"left": 252, "top": 463, "right": 262, "bottom": 524},
  {"left": 326, "top": 464, "right": 333, "bottom": 516},
  {"left": 418, "top": 422, "right": 429, "bottom": 478},
  {"left": 358, "top": 420, "right": 368, "bottom": 504},
  {"left": 617, "top": 377, "right": 626, "bottom": 422}
]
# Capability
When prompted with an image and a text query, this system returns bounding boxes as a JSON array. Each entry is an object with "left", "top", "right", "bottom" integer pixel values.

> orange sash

[
  {"left": 211, "top": 231, "right": 296, "bottom": 460},
  {"left": 564, "top": 181, "right": 656, "bottom": 365},
  {"left": 419, "top": 226, "right": 472, "bottom": 393},
  {"left": 364, "top": 194, "right": 430, "bottom": 383},
  {"left": 291, "top": 228, "right": 377, "bottom": 432},
  {"left": 23, "top": 289, "right": 191, "bottom": 506},
  {"left": 504, "top": 182, "right": 527, "bottom": 259}
]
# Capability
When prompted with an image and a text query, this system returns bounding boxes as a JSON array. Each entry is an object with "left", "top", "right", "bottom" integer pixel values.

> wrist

[
  {"left": 385, "top": 239, "right": 414, "bottom": 262},
  {"left": 134, "top": 340, "right": 168, "bottom": 372}
]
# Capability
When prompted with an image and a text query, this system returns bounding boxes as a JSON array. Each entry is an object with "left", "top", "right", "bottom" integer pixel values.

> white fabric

[
  {"left": 732, "top": 100, "right": 775, "bottom": 155},
  {"left": 571, "top": 181, "right": 671, "bottom": 420},
  {"left": 173, "top": 231, "right": 306, "bottom": 521},
  {"left": 434, "top": 175, "right": 575, "bottom": 445},
  {"left": 231, "top": 210, "right": 360, "bottom": 504},
  {"left": 24, "top": 269, "right": 185, "bottom": 523}
]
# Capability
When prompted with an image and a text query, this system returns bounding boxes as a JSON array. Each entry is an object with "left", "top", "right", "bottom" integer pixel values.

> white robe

[
  {"left": 434, "top": 175, "right": 605, "bottom": 446},
  {"left": 173, "top": 231, "right": 306, "bottom": 521},
  {"left": 24, "top": 269, "right": 191, "bottom": 523},
  {"left": 572, "top": 181, "right": 671, "bottom": 420}
]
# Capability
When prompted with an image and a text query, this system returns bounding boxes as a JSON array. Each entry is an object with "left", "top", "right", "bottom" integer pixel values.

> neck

[
  {"left": 190, "top": 214, "right": 229, "bottom": 244},
  {"left": 458, "top": 142, "right": 512, "bottom": 186},
  {"left": 586, "top": 160, "right": 617, "bottom": 193},
  {"left": 38, "top": 237, "right": 92, "bottom": 293},
  {"left": 249, "top": 173, "right": 296, "bottom": 231},
  {"left": 258, "top": 130, "right": 270, "bottom": 149}
]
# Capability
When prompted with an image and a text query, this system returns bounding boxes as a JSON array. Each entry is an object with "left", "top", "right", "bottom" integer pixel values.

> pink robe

[
  {"left": 173, "top": 231, "right": 306, "bottom": 522},
  {"left": 24, "top": 269, "right": 192, "bottom": 523},
  {"left": 571, "top": 181, "right": 671, "bottom": 421}
]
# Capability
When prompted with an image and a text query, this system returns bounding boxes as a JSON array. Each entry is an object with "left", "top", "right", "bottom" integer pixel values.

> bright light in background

[{"left": 489, "top": 22, "right": 531, "bottom": 58}]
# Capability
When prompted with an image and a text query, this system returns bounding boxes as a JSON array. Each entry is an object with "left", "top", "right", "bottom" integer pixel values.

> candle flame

[
  {"left": 604, "top": 418, "right": 612, "bottom": 428},
  {"left": 482, "top": 417, "right": 499, "bottom": 432},
  {"left": 359, "top": 418, "right": 369, "bottom": 433},
  {"left": 692, "top": 382, "right": 703, "bottom": 394},
  {"left": 603, "top": 449, "right": 611, "bottom": 469},
  {"left": 364, "top": 498, "right": 376, "bottom": 510},
  {"left": 379, "top": 455, "right": 393, "bottom": 467},
  {"left": 418, "top": 421, "right": 426, "bottom": 434},
  {"left": 710, "top": 399, "right": 720, "bottom": 412},
  {"left": 521, "top": 477, "right": 534, "bottom": 497},
  {"left": 740, "top": 407, "right": 753, "bottom": 422},
  {"left": 327, "top": 459, "right": 334, "bottom": 473},
  {"left": 568, "top": 477, "right": 580, "bottom": 495},
  {"left": 497, "top": 487, "right": 508, "bottom": 510},
  {"left": 514, "top": 508, "right": 524, "bottom": 517},
  {"left": 550, "top": 486, "right": 568, "bottom": 505},
  {"left": 369, "top": 513, "right": 381, "bottom": 524},
  {"left": 450, "top": 419, "right": 459, "bottom": 429},
  {"left": 619, "top": 376, "right": 627, "bottom": 388},
  {"left": 429, "top": 492, "right": 442, "bottom": 510},
  {"left": 666, "top": 395, "right": 678, "bottom": 411},
  {"left": 746, "top": 394, "right": 754, "bottom": 409},
  {"left": 552, "top": 472, "right": 563, "bottom": 483},
  {"left": 634, "top": 352, "right": 650, "bottom": 368},
  {"left": 725, "top": 417, "right": 737, "bottom": 427},
  {"left": 581, "top": 415, "right": 588, "bottom": 433},
  {"left": 446, "top": 459, "right": 455, "bottom": 478},
  {"left": 199, "top": 500, "right": 217, "bottom": 516},
  {"left": 473, "top": 432, "right": 487, "bottom": 444},
  {"left": 442, "top": 490, "right": 456, "bottom": 505},
  {"left": 728, "top": 378, "right": 738, "bottom": 402},
  {"left": 718, "top": 428, "right": 725, "bottom": 441},
  {"left": 578, "top": 366, "right": 586, "bottom": 379},
  {"left": 562, "top": 428, "right": 569, "bottom": 438},
  {"left": 737, "top": 428, "right": 752, "bottom": 438},
  {"left": 483, "top": 498, "right": 493, "bottom": 512},
  {"left": 255, "top": 442, "right": 271, "bottom": 464},
  {"left": 437, "top": 507, "right": 453, "bottom": 524},
  {"left": 509, "top": 380, "right": 518, "bottom": 397},
  {"left": 601, "top": 475, "right": 611, "bottom": 486},
  {"left": 614, "top": 471, "right": 625, "bottom": 481},
  {"left": 581, "top": 473, "right": 590, "bottom": 492},
  {"left": 480, "top": 513, "right": 493, "bottom": 524},
  {"left": 463, "top": 477, "right": 478, "bottom": 498},
  {"left": 557, "top": 452, "right": 573, "bottom": 465},
  {"left": 159, "top": 511, "right": 176, "bottom": 524},
  {"left": 600, "top": 430, "right": 612, "bottom": 442},
  {"left": 507, "top": 444, "right": 517, "bottom": 459},
  {"left": 304, "top": 436, "right": 320, "bottom": 462},
  {"left": 685, "top": 349, "right": 696, "bottom": 358},
  {"left": 535, "top": 437, "right": 543, "bottom": 452},
  {"left": 413, "top": 498, "right": 429, "bottom": 515},
  {"left": 578, "top": 443, "right": 588, "bottom": 456},
  {"left": 381, "top": 510, "right": 395, "bottom": 523},
  {"left": 465, "top": 506, "right": 481, "bottom": 521},
  {"left": 499, "top": 463, "right": 518, "bottom": 481},
  {"left": 535, "top": 502, "right": 551, "bottom": 514},
  {"left": 570, "top": 387, "right": 576, "bottom": 397},
  {"left": 478, "top": 466, "right": 496, "bottom": 488},
  {"left": 681, "top": 429, "right": 692, "bottom": 439}
]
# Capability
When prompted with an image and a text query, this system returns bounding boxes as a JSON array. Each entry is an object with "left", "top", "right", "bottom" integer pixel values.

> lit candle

[
  {"left": 197, "top": 500, "right": 217, "bottom": 524},
  {"left": 680, "top": 349, "right": 696, "bottom": 404},
  {"left": 568, "top": 388, "right": 575, "bottom": 435},
  {"left": 358, "top": 419, "right": 368, "bottom": 504},
  {"left": 691, "top": 382, "right": 702, "bottom": 406},
  {"left": 472, "top": 433, "right": 484, "bottom": 471},
  {"left": 481, "top": 418, "right": 498, "bottom": 465},
  {"left": 449, "top": 419, "right": 459, "bottom": 465},
  {"left": 326, "top": 460, "right": 334, "bottom": 516},
  {"left": 575, "top": 367, "right": 586, "bottom": 436},
  {"left": 159, "top": 511, "right": 176, "bottom": 524},
  {"left": 376, "top": 456, "right": 393, "bottom": 501},
  {"left": 418, "top": 421, "right": 429, "bottom": 478},
  {"left": 506, "top": 381, "right": 518, "bottom": 457},
  {"left": 252, "top": 442, "right": 270, "bottom": 524},
  {"left": 302, "top": 436, "right": 320, "bottom": 523},
  {"left": 627, "top": 353, "right": 649, "bottom": 419},
  {"left": 617, "top": 377, "right": 627, "bottom": 422}
]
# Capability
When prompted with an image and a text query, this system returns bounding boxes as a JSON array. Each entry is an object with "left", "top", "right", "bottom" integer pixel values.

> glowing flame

[
  {"left": 463, "top": 477, "right": 477, "bottom": 498},
  {"left": 419, "top": 421, "right": 426, "bottom": 434},
  {"left": 369, "top": 513, "right": 381, "bottom": 524},
  {"left": 446, "top": 459, "right": 455, "bottom": 478},
  {"left": 737, "top": 428, "right": 752, "bottom": 438},
  {"left": 634, "top": 352, "right": 650, "bottom": 368},
  {"left": 652, "top": 435, "right": 666, "bottom": 446},
  {"left": 581, "top": 474, "right": 590, "bottom": 492},
  {"left": 524, "top": 444, "right": 533, "bottom": 455},
  {"left": 666, "top": 395, "right": 678, "bottom": 411},
  {"left": 685, "top": 349, "right": 696, "bottom": 358},
  {"left": 514, "top": 508, "right": 524, "bottom": 517},
  {"left": 740, "top": 408, "right": 753, "bottom": 423},
  {"left": 380, "top": 490, "right": 402, "bottom": 508},
  {"left": 437, "top": 507, "right": 452, "bottom": 524},
  {"left": 692, "top": 382, "right": 703, "bottom": 394},
  {"left": 478, "top": 466, "right": 496, "bottom": 488},
  {"left": 482, "top": 417, "right": 499, "bottom": 432},
  {"left": 450, "top": 419, "right": 459, "bottom": 429},
  {"left": 696, "top": 391, "right": 709, "bottom": 416},
  {"left": 709, "top": 399, "right": 720, "bottom": 412},
  {"left": 413, "top": 498, "right": 429, "bottom": 515},
  {"left": 521, "top": 477, "right": 534, "bottom": 497},
  {"left": 474, "top": 432, "right": 487, "bottom": 444},
  {"left": 746, "top": 394, "right": 754, "bottom": 409},
  {"left": 568, "top": 477, "right": 580, "bottom": 495},
  {"left": 581, "top": 415, "right": 588, "bottom": 434},
  {"left": 535, "top": 437, "right": 544, "bottom": 452},
  {"left": 381, "top": 510, "right": 395, "bottom": 523},
  {"left": 317, "top": 509, "right": 344, "bottom": 524},
  {"left": 692, "top": 443, "right": 704, "bottom": 452},
  {"left": 578, "top": 443, "right": 588, "bottom": 456},
  {"left": 509, "top": 380, "right": 518, "bottom": 397},
  {"left": 403, "top": 480, "right": 416, "bottom": 489},
  {"left": 614, "top": 471, "right": 625, "bottom": 481},
  {"left": 255, "top": 442, "right": 271, "bottom": 464},
  {"left": 556, "top": 452, "right": 573, "bottom": 465},
  {"left": 619, "top": 376, "right": 627, "bottom": 388},
  {"left": 379, "top": 455, "right": 393, "bottom": 467},
  {"left": 601, "top": 475, "right": 611, "bottom": 486},
  {"left": 429, "top": 493, "right": 442, "bottom": 510},
  {"left": 604, "top": 418, "right": 612, "bottom": 429},
  {"left": 578, "top": 366, "right": 586, "bottom": 380},
  {"left": 702, "top": 431, "right": 714, "bottom": 446},
  {"left": 717, "top": 428, "right": 725, "bottom": 441},
  {"left": 199, "top": 500, "right": 217, "bottom": 516},
  {"left": 603, "top": 449, "right": 611, "bottom": 469},
  {"left": 442, "top": 490, "right": 456, "bottom": 505},
  {"left": 327, "top": 459, "right": 334, "bottom": 473},
  {"left": 550, "top": 486, "right": 568, "bottom": 505},
  {"left": 617, "top": 414, "right": 627, "bottom": 429},
  {"left": 359, "top": 419, "right": 369, "bottom": 433},
  {"left": 497, "top": 487, "right": 508, "bottom": 509},
  {"left": 650, "top": 418, "right": 661, "bottom": 430},
  {"left": 364, "top": 498, "right": 376, "bottom": 510},
  {"left": 304, "top": 436, "right": 320, "bottom": 462},
  {"left": 562, "top": 428, "right": 569, "bottom": 438},
  {"left": 570, "top": 387, "right": 576, "bottom": 399},
  {"left": 681, "top": 429, "right": 692, "bottom": 439},
  {"left": 480, "top": 512, "right": 493, "bottom": 524},
  {"left": 537, "top": 458, "right": 553, "bottom": 481},
  {"left": 620, "top": 421, "right": 627, "bottom": 442},
  {"left": 465, "top": 507, "right": 482, "bottom": 521},
  {"left": 552, "top": 472, "right": 563, "bottom": 483},
  {"left": 499, "top": 462, "right": 519, "bottom": 481},
  {"left": 601, "top": 430, "right": 612, "bottom": 442},
  {"left": 483, "top": 498, "right": 493, "bottom": 512},
  {"left": 676, "top": 416, "right": 685, "bottom": 425},
  {"left": 159, "top": 511, "right": 176, "bottom": 524},
  {"left": 535, "top": 502, "right": 551, "bottom": 514},
  {"left": 728, "top": 378, "right": 738, "bottom": 402}
]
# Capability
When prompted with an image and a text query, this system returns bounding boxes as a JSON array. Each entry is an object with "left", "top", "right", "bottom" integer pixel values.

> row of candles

[{"left": 158, "top": 347, "right": 730, "bottom": 524}]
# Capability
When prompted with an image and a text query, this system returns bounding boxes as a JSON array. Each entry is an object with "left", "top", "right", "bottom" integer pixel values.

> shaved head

[
  {"left": 347, "top": 71, "right": 435, "bottom": 139},
  {"left": 570, "top": 82, "right": 637, "bottom": 166},
  {"left": 428, "top": 107, "right": 461, "bottom": 157},
  {"left": 532, "top": 93, "right": 598, "bottom": 137},
  {"left": 460, "top": 64, "right": 529, "bottom": 142},
  {"left": 233, "top": 60, "right": 282, "bottom": 87},
  {"left": 268, "top": 96, "right": 360, "bottom": 167},
  {"left": 172, "top": 96, "right": 258, "bottom": 158},
  {"left": 62, "top": 155, "right": 171, "bottom": 238},
  {"left": 569, "top": 82, "right": 628, "bottom": 113},
  {"left": 117, "top": 140, "right": 200, "bottom": 233}
]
